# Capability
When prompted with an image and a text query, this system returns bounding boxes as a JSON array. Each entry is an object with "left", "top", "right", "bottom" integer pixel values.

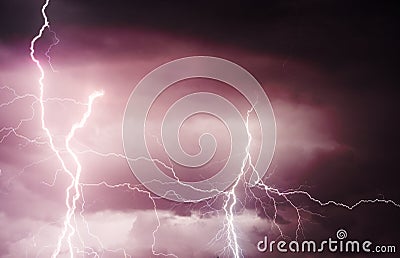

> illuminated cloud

[{"left": 1, "top": 1, "right": 399, "bottom": 257}]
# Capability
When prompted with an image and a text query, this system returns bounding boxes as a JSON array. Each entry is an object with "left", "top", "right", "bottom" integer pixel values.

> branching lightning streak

[
  {"left": 0, "top": 0, "right": 398, "bottom": 256},
  {"left": 51, "top": 91, "right": 103, "bottom": 258},
  {"left": 218, "top": 102, "right": 400, "bottom": 257},
  {"left": 29, "top": 0, "right": 103, "bottom": 257},
  {"left": 221, "top": 108, "right": 254, "bottom": 258}
]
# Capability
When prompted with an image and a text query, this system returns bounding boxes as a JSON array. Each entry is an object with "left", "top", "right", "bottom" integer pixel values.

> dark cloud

[
  {"left": 46, "top": 1, "right": 399, "bottom": 86},
  {"left": 1, "top": 0, "right": 399, "bottom": 257}
]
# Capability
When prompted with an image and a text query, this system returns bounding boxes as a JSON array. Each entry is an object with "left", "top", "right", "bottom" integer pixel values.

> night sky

[{"left": 0, "top": 1, "right": 399, "bottom": 257}]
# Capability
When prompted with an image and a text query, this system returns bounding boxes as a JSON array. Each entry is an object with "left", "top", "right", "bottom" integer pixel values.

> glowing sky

[{"left": 0, "top": 1, "right": 399, "bottom": 257}]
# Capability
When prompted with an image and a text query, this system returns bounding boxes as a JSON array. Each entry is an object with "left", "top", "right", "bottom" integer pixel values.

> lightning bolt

[
  {"left": 0, "top": 0, "right": 398, "bottom": 257},
  {"left": 51, "top": 90, "right": 103, "bottom": 258},
  {"left": 220, "top": 107, "right": 254, "bottom": 258},
  {"left": 29, "top": 0, "right": 103, "bottom": 256},
  {"left": 218, "top": 102, "right": 400, "bottom": 257}
]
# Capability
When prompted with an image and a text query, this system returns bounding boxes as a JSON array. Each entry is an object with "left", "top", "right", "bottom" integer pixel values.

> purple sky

[{"left": 1, "top": 1, "right": 399, "bottom": 257}]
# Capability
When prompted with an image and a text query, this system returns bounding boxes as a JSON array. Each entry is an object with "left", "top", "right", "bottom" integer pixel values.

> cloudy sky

[{"left": 0, "top": 1, "right": 399, "bottom": 257}]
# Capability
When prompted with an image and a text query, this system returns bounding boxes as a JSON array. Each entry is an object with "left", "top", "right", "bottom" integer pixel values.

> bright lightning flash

[
  {"left": 0, "top": 0, "right": 398, "bottom": 257},
  {"left": 217, "top": 104, "right": 400, "bottom": 258},
  {"left": 29, "top": 0, "right": 103, "bottom": 256}
]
